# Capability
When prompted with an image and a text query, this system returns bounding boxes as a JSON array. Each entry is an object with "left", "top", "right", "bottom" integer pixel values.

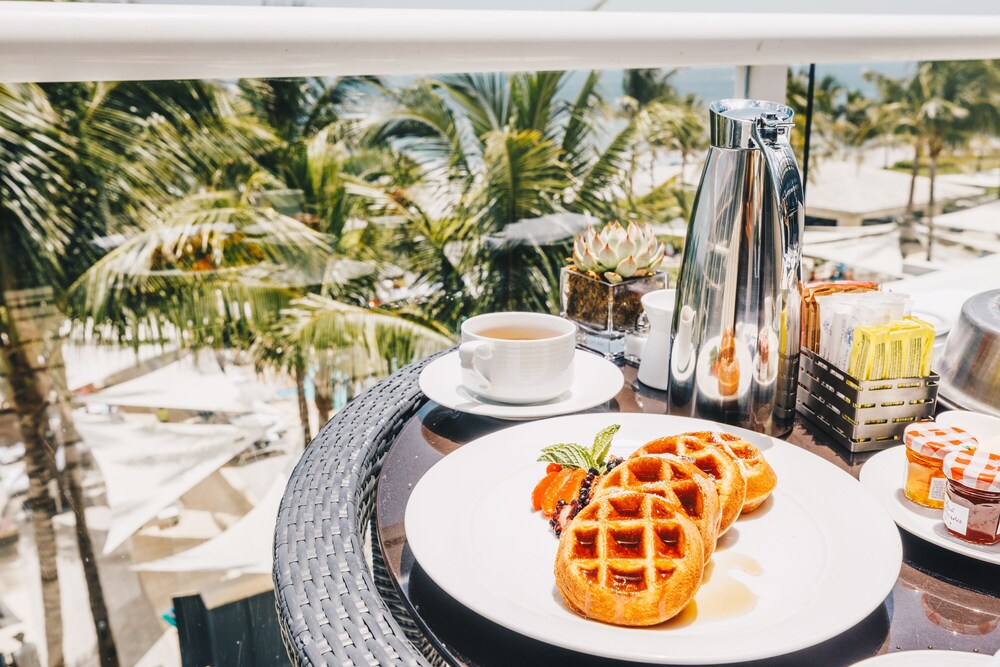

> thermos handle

[
  {"left": 752, "top": 111, "right": 804, "bottom": 411},
  {"left": 751, "top": 115, "right": 804, "bottom": 287}
]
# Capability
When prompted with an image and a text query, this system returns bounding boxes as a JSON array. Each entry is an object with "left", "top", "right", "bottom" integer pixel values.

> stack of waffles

[{"left": 554, "top": 431, "right": 777, "bottom": 626}]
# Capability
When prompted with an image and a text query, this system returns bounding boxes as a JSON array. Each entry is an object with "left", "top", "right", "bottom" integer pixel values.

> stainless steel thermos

[{"left": 668, "top": 99, "right": 804, "bottom": 437}]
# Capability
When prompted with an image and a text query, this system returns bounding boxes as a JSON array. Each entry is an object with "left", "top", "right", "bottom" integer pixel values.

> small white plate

[
  {"left": 937, "top": 410, "right": 1000, "bottom": 448},
  {"left": 909, "top": 289, "right": 972, "bottom": 337},
  {"left": 418, "top": 350, "right": 624, "bottom": 420},
  {"left": 406, "top": 413, "right": 902, "bottom": 664},
  {"left": 911, "top": 310, "right": 951, "bottom": 338},
  {"left": 859, "top": 447, "right": 1000, "bottom": 565},
  {"left": 852, "top": 650, "right": 994, "bottom": 666}
]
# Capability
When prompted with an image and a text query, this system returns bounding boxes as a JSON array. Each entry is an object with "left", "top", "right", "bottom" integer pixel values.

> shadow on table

[
  {"left": 901, "top": 531, "right": 1000, "bottom": 598},
  {"left": 407, "top": 563, "right": 890, "bottom": 667}
]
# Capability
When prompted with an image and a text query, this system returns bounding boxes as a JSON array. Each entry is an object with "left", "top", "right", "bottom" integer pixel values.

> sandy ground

[{"left": 0, "top": 506, "right": 162, "bottom": 666}]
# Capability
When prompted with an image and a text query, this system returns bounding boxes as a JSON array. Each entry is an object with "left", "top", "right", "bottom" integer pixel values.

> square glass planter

[{"left": 560, "top": 266, "right": 667, "bottom": 358}]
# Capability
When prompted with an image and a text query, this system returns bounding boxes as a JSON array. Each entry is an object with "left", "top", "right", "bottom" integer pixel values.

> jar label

[
  {"left": 943, "top": 497, "right": 969, "bottom": 535},
  {"left": 929, "top": 477, "right": 948, "bottom": 502}
]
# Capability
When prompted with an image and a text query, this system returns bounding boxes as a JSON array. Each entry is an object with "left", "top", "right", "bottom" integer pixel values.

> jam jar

[
  {"left": 903, "top": 424, "right": 977, "bottom": 509},
  {"left": 942, "top": 449, "right": 1000, "bottom": 546}
]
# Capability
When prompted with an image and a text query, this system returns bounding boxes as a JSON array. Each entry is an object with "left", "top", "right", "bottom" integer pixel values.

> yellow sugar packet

[
  {"left": 868, "top": 325, "right": 891, "bottom": 380},
  {"left": 886, "top": 324, "right": 913, "bottom": 380},
  {"left": 847, "top": 325, "right": 885, "bottom": 380},
  {"left": 847, "top": 326, "right": 872, "bottom": 379},
  {"left": 903, "top": 316, "right": 935, "bottom": 376}
]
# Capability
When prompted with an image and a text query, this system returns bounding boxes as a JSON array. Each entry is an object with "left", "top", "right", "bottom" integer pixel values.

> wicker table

[{"left": 275, "top": 351, "right": 1000, "bottom": 667}]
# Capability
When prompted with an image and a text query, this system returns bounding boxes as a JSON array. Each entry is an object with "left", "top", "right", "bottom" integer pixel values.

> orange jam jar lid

[
  {"left": 904, "top": 423, "right": 977, "bottom": 459},
  {"left": 942, "top": 450, "right": 1000, "bottom": 493}
]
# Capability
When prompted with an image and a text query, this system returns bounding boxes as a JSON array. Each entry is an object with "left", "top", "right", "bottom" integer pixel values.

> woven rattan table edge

[{"left": 274, "top": 350, "right": 453, "bottom": 667}]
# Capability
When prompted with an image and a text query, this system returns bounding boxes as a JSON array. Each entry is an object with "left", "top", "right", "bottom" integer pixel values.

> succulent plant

[{"left": 569, "top": 220, "right": 665, "bottom": 284}]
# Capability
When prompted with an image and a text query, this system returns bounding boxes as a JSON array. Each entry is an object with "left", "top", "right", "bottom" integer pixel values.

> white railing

[{"left": 1, "top": 2, "right": 1000, "bottom": 83}]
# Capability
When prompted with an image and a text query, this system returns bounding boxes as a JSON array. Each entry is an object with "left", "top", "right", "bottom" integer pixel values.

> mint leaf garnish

[
  {"left": 537, "top": 443, "right": 594, "bottom": 470},
  {"left": 589, "top": 424, "right": 621, "bottom": 466},
  {"left": 537, "top": 424, "right": 622, "bottom": 471}
]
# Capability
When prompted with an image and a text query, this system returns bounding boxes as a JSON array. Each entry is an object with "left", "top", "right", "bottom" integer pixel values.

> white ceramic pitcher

[{"left": 637, "top": 289, "right": 676, "bottom": 390}]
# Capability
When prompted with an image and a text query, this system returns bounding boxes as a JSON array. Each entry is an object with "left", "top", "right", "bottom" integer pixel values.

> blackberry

[{"left": 605, "top": 456, "right": 624, "bottom": 473}]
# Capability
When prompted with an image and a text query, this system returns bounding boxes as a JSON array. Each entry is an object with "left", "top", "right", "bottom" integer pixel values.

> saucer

[{"left": 418, "top": 350, "right": 624, "bottom": 420}]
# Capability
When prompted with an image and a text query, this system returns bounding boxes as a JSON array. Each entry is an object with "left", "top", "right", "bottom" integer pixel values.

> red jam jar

[
  {"left": 942, "top": 449, "right": 1000, "bottom": 546},
  {"left": 903, "top": 423, "right": 977, "bottom": 509}
]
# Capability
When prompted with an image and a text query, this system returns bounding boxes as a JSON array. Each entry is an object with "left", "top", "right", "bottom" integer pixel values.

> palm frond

[
  {"left": 617, "top": 175, "right": 687, "bottom": 223},
  {"left": 476, "top": 128, "right": 567, "bottom": 227},
  {"left": 368, "top": 81, "right": 475, "bottom": 178},
  {"left": 0, "top": 83, "right": 75, "bottom": 283},
  {"left": 72, "top": 200, "right": 332, "bottom": 329},
  {"left": 437, "top": 73, "right": 510, "bottom": 140},
  {"left": 510, "top": 71, "right": 567, "bottom": 138},
  {"left": 571, "top": 121, "right": 637, "bottom": 216},
  {"left": 275, "top": 293, "right": 454, "bottom": 379},
  {"left": 561, "top": 71, "right": 602, "bottom": 172},
  {"left": 622, "top": 69, "right": 680, "bottom": 109}
]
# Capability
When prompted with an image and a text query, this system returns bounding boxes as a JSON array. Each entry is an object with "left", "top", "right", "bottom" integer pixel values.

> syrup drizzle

[{"left": 663, "top": 550, "right": 762, "bottom": 627}]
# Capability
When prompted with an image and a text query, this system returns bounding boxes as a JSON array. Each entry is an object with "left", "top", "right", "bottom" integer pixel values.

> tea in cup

[{"left": 459, "top": 312, "right": 576, "bottom": 404}]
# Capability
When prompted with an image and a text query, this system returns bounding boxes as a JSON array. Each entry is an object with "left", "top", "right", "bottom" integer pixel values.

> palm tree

[
  {"left": 75, "top": 188, "right": 332, "bottom": 442},
  {"left": 619, "top": 69, "right": 700, "bottom": 197},
  {"left": 236, "top": 78, "right": 439, "bottom": 426},
  {"left": 369, "top": 71, "right": 681, "bottom": 329},
  {"left": 621, "top": 68, "right": 680, "bottom": 111},
  {"left": 2, "top": 80, "right": 265, "bottom": 667},
  {"left": 786, "top": 69, "right": 849, "bottom": 179},
  {"left": 643, "top": 94, "right": 707, "bottom": 188},
  {"left": 74, "top": 183, "right": 453, "bottom": 443},
  {"left": 273, "top": 294, "right": 452, "bottom": 413},
  {"left": 2, "top": 82, "right": 96, "bottom": 667},
  {"left": 867, "top": 62, "right": 999, "bottom": 260}
]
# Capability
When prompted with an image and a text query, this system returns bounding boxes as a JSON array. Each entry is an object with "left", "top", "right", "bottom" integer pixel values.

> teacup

[{"left": 459, "top": 312, "right": 576, "bottom": 404}]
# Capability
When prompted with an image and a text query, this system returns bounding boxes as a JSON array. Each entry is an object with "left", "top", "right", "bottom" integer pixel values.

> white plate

[
  {"left": 910, "top": 310, "right": 951, "bottom": 338},
  {"left": 852, "top": 650, "right": 994, "bottom": 666},
  {"left": 937, "top": 410, "right": 1000, "bottom": 449},
  {"left": 405, "top": 413, "right": 902, "bottom": 664},
  {"left": 859, "top": 447, "right": 1000, "bottom": 565},
  {"left": 909, "top": 289, "right": 973, "bottom": 337},
  {"left": 418, "top": 350, "right": 624, "bottom": 420}
]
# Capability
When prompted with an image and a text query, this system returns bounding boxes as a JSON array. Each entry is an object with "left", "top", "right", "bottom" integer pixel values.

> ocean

[
  {"left": 568, "top": 61, "right": 918, "bottom": 104},
  {"left": 385, "top": 61, "right": 919, "bottom": 106}
]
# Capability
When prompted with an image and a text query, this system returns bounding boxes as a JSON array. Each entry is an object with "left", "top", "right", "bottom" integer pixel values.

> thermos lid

[{"left": 710, "top": 99, "right": 794, "bottom": 149}]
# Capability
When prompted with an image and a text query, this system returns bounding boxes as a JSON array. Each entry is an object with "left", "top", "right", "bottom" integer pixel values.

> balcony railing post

[{"left": 734, "top": 65, "right": 788, "bottom": 102}]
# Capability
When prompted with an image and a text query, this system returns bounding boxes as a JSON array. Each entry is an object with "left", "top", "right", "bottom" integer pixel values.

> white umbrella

[
  {"left": 82, "top": 354, "right": 269, "bottom": 414},
  {"left": 803, "top": 224, "right": 904, "bottom": 278},
  {"left": 76, "top": 419, "right": 251, "bottom": 555},
  {"left": 928, "top": 198, "right": 1000, "bottom": 235},
  {"left": 487, "top": 212, "right": 596, "bottom": 247},
  {"left": 132, "top": 473, "right": 283, "bottom": 575}
]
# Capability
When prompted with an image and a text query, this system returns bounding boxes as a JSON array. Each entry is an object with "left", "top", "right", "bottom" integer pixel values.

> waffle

[
  {"left": 554, "top": 491, "right": 704, "bottom": 626},
  {"left": 708, "top": 431, "right": 777, "bottom": 512},
  {"left": 590, "top": 455, "right": 720, "bottom": 560},
  {"left": 631, "top": 434, "right": 747, "bottom": 535}
]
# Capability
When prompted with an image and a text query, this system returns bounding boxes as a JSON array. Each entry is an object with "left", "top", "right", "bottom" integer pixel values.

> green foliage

[
  {"left": 0, "top": 83, "right": 74, "bottom": 285},
  {"left": 8, "top": 63, "right": 996, "bottom": 408},
  {"left": 273, "top": 293, "right": 452, "bottom": 380},
  {"left": 622, "top": 68, "right": 680, "bottom": 110},
  {"left": 369, "top": 70, "right": 686, "bottom": 327}
]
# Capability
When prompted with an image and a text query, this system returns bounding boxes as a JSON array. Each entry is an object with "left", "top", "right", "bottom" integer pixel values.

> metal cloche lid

[{"left": 709, "top": 99, "right": 794, "bottom": 149}]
